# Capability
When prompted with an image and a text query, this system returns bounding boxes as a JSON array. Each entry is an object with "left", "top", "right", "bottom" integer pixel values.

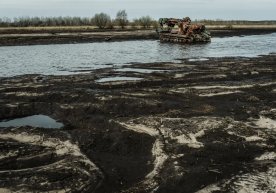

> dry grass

[
  {"left": 207, "top": 24, "right": 276, "bottom": 29},
  {"left": 0, "top": 26, "right": 97, "bottom": 30},
  {"left": 0, "top": 24, "right": 276, "bottom": 34},
  {"left": 0, "top": 25, "right": 150, "bottom": 34},
  {"left": 0, "top": 26, "right": 98, "bottom": 33}
]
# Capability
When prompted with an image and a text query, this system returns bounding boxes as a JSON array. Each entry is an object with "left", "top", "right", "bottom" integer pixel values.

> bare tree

[
  {"left": 116, "top": 10, "right": 128, "bottom": 29},
  {"left": 151, "top": 20, "right": 159, "bottom": 30},
  {"left": 93, "top": 13, "right": 111, "bottom": 29},
  {"left": 107, "top": 19, "right": 116, "bottom": 29},
  {"left": 138, "top": 16, "right": 153, "bottom": 29}
]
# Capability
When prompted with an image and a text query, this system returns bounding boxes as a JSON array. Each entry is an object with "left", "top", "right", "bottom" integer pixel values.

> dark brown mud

[
  {"left": 1, "top": 28, "right": 276, "bottom": 46},
  {"left": 0, "top": 30, "right": 158, "bottom": 46},
  {"left": 210, "top": 28, "right": 276, "bottom": 37},
  {"left": 0, "top": 55, "right": 275, "bottom": 192}
]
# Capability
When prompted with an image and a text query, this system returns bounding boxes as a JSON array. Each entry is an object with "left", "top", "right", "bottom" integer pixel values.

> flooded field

[
  {"left": 0, "top": 33, "right": 275, "bottom": 193},
  {"left": 0, "top": 33, "right": 276, "bottom": 77}
]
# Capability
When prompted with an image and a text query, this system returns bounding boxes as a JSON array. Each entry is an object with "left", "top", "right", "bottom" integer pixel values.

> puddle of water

[
  {"left": 1, "top": 33, "right": 276, "bottom": 77},
  {"left": 0, "top": 115, "right": 64, "bottom": 129},
  {"left": 115, "top": 68, "right": 165, "bottom": 73},
  {"left": 96, "top": 76, "right": 143, "bottom": 83},
  {"left": 188, "top": 58, "right": 209, "bottom": 62}
]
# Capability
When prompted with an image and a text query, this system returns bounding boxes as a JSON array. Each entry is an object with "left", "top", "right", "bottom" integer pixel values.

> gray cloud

[{"left": 0, "top": 0, "right": 275, "bottom": 20}]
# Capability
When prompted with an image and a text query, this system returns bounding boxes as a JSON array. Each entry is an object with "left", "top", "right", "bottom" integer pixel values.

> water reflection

[
  {"left": 96, "top": 77, "right": 143, "bottom": 83},
  {"left": 115, "top": 68, "right": 165, "bottom": 73},
  {"left": 0, "top": 33, "right": 276, "bottom": 77},
  {"left": 0, "top": 115, "right": 64, "bottom": 129}
]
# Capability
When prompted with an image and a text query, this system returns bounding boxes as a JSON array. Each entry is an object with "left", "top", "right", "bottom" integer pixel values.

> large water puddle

[
  {"left": 115, "top": 68, "right": 166, "bottom": 73},
  {"left": 1, "top": 33, "right": 276, "bottom": 77},
  {"left": 96, "top": 76, "right": 143, "bottom": 83},
  {"left": 0, "top": 115, "right": 64, "bottom": 129},
  {"left": 188, "top": 58, "right": 209, "bottom": 62}
]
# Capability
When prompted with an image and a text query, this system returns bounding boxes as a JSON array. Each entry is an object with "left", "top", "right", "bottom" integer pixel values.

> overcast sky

[{"left": 0, "top": 0, "right": 275, "bottom": 20}]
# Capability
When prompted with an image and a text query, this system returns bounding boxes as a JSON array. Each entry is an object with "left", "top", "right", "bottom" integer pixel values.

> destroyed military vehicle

[{"left": 157, "top": 17, "right": 211, "bottom": 43}]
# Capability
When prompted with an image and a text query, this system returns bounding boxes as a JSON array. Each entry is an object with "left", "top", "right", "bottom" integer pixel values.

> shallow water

[
  {"left": 96, "top": 76, "right": 143, "bottom": 83},
  {"left": 0, "top": 115, "right": 64, "bottom": 128},
  {"left": 115, "top": 68, "right": 166, "bottom": 73},
  {"left": 1, "top": 33, "right": 276, "bottom": 77}
]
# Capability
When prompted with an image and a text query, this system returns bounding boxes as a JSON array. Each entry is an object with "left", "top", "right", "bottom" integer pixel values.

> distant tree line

[
  {"left": 1, "top": 11, "right": 275, "bottom": 28},
  {"left": 0, "top": 10, "right": 157, "bottom": 29},
  {"left": 0, "top": 16, "right": 93, "bottom": 27}
]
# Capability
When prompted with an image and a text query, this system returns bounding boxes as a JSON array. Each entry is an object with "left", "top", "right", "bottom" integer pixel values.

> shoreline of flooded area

[
  {"left": 0, "top": 28, "right": 276, "bottom": 47},
  {"left": 0, "top": 54, "right": 275, "bottom": 193}
]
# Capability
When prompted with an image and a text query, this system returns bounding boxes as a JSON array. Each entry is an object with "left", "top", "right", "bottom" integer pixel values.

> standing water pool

[
  {"left": 0, "top": 33, "right": 276, "bottom": 77},
  {"left": 0, "top": 115, "right": 64, "bottom": 129}
]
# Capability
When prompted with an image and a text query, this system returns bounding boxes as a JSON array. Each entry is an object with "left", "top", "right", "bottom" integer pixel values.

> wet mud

[
  {"left": 0, "top": 30, "right": 158, "bottom": 46},
  {"left": 0, "top": 55, "right": 275, "bottom": 192},
  {"left": 1, "top": 28, "right": 276, "bottom": 46}
]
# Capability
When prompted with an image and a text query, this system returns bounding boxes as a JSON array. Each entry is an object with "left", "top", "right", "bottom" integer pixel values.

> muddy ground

[
  {"left": 0, "top": 30, "right": 157, "bottom": 46},
  {"left": 1, "top": 28, "right": 276, "bottom": 46},
  {"left": 0, "top": 54, "right": 276, "bottom": 193}
]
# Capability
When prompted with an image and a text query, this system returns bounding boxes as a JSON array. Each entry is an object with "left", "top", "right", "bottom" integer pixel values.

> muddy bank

[
  {"left": 210, "top": 28, "right": 276, "bottom": 37},
  {"left": 0, "top": 55, "right": 275, "bottom": 192},
  {"left": 1, "top": 28, "right": 276, "bottom": 46},
  {"left": 0, "top": 30, "right": 158, "bottom": 46}
]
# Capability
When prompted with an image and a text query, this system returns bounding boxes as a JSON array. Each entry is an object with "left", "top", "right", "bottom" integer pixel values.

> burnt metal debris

[{"left": 157, "top": 17, "right": 211, "bottom": 43}]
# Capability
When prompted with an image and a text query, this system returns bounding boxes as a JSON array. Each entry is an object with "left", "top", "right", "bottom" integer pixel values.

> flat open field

[
  {"left": 1, "top": 24, "right": 276, "bottom": 33},
  {"left": 0, "top": 30, "right": 158, "bottom": 46},
  {"left": 1, "top": 25, "right": 276, "bottom": 46},
  {"left": 0, "top": 54, "right": 275, "bottom": 192},
  {"left": 207, "top": 24, "right": 276, "bottom": 29}
]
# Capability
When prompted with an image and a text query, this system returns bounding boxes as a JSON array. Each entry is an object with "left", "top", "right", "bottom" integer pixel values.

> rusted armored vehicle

[{"left": 157, "top": 17, "right": 211, "bottom": 43}]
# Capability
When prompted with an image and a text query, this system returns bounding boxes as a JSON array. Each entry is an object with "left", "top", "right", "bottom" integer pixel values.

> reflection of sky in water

[
  {"left": 0, "top": 115, "right": 64, "bottom": 129},
  {"left": 96, "top": 77, "right": 143, "bottom": 83},
  {"left": 0, "top": 33, "right": 276, "bottom": 77},
  {"left": 115, "top": 68, "right": 166, "bottom": 73}
]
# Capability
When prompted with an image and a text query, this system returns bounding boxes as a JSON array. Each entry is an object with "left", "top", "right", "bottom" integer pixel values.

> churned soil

[{"left": 0, "top": 54, "right": 275, "bottom": 192}]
